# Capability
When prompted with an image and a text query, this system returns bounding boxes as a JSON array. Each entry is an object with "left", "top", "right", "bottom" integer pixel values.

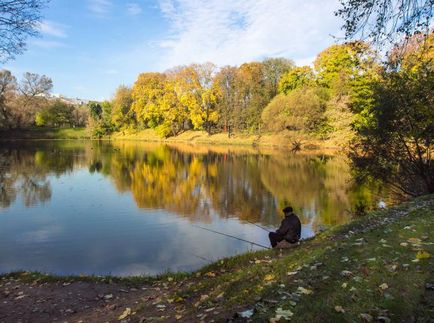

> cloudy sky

[{"left": 3, "top": 0, "right": 344, "bottom": 100}]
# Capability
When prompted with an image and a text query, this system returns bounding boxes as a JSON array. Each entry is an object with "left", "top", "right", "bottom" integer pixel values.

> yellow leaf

[
  {"left": 416, "top": 250, "right": 431, "bottom": 259},
  {"left": 264, "top": 274, "right": 275, "bottom": 282},
  {"left": 205, "top": 272, "right": 216, "bottom": 277},
  {"left": 118, "top": 308, "right": 131, "bottom": 321}
]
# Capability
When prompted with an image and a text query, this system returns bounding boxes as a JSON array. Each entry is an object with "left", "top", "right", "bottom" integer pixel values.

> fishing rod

[
  {"left": 193, "top": 225, "right": 271, "bottom": 250},
  {"left": 245, "top": 219, "right": 273, "bottom": 233}
]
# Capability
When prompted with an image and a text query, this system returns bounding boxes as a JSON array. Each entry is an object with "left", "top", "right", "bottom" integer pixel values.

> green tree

[
  {"left": 351, "top": 34, "right": 434, "bottom": 196},
  {"left": 111, "top": 85, "right": 134, "bottom": 130},
  {"left": 35, "top": 100, "right": 74, "bottom": 127},
  {"left": 278, "top": 66, "right": 314, "bottom": 94},
  {"left": 262, "top": 87, "right": 328, "bottom": 133}
]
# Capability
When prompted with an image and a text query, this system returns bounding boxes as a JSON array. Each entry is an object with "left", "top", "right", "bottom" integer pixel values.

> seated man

[{"left": 269, "top": 206, "right": 301, "bottom": 248}]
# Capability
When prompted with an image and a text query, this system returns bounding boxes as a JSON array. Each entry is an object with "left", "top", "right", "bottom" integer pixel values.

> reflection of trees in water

[
  {"left": 0, "top": 141, "right": 389, "bottom": 230},
  {"left": 0, "top": 141, "right": 83, "bottom": 208},
  {"left": 101, "top": 142, "right": 387, "bottom": 227},
  {"left": 262, "top": 154, "right": 388, "bottom": 228}
]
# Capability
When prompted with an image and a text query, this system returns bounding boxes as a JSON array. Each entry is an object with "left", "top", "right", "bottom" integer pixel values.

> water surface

[{"left": 0, "top": 140, "right": 389, "bottom": 276}]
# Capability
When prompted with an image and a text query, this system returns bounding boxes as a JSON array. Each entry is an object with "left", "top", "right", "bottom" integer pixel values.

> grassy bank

[
  {"left": 0, "top": 127, "right": 89, "bottom": 140},
  {"left": 111, "top": 129, "right": 345, "bottom": 151},
  {"left": 1, "top": 195, "right": 433, "bottom": 322}
]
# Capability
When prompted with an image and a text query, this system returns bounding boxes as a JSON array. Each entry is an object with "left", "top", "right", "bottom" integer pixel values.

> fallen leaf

[
  {"left": 205, "top": 272, "right": 216, "bottom": 277},
  {"left": 275, "top": 308, "right": 293, "bottom": 319},
  {"left": 335, "top": 305, "right": 345, "bottom": 313},
  {"left": 379, "top": 283, "right": 388, "bottom": 290},
  {"left": 118, "top": 308, "right": 131, "bottom": 320},
  {"left": 416, "top": 250, "right": 431, "bottom": 259},
  {"left": 297, "top": 287, "right": 313, "bottom": 295},
  {"left": 264, "top": 274, "right": 275, "bottom": 282},
  {"left": 400, "top": 242, "right": 408, "bottom": 247},
  {"left": 341, "top": 283, "right": 347, "bottom": 288}
]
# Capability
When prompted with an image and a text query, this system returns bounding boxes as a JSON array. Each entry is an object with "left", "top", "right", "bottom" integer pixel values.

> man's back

[{"left": 276, "top": 213, "right": 301, "bottom": 243}]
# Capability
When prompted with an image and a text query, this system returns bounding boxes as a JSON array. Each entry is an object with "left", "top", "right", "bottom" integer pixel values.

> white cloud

[
  {"left": 126, "top": 3, "right": 142, "bottom": 16},
  {"left": 88, "top": 0, "right": 112, "bottom": 16},
  {"left": 38, "top": 20, "right": 67, "bottom": 38},
  {"left": 156, "top": 0, "right": 343, "bottom": 68}
]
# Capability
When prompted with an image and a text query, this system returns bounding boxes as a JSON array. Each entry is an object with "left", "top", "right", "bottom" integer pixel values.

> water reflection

[{"left": 0, "top": 140, "right": 390, "bottom": 275}]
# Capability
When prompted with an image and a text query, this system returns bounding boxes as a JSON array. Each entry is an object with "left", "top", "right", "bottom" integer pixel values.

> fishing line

[{"left": 193, "top": 225, "right": 271, "bottom": 249}]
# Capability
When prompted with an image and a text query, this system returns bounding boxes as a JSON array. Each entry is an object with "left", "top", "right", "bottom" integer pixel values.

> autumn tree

[
  {"left": 234, "top": 62, "right": 270, "bottom": 132},
  {"left": 262, "top": 57, "right": 294, "bottom": 97},
  {"left": 111, "top": 85, "right": 134, "bottom": 130},
  {"left": 214, "top": 66, "right": 238, "bottom": 133},
  {"left": 262, "top": 87, "right": 328, "bottom": 134}
]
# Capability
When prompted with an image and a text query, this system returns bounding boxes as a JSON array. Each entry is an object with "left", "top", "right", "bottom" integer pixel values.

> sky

[{"left": 2, "top": 0, "right": 344, "bottom": 100}]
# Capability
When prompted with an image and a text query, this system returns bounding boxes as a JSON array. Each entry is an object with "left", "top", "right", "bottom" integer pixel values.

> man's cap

[{"left": 282, "top": 206, "right": 293, "bottom": 213}]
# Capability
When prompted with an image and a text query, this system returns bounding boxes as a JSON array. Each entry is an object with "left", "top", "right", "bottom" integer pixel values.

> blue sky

[{"left": 2, "top": 0, "right": 343, "bottom": 100}]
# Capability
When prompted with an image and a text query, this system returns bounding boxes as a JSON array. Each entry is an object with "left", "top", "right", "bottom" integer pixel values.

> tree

[
  {"left": 262, "top": 57, "right": 294, "bottom": 97},
  {"left": 351, "top": 34, "right": 434, "bottom": 196},
  {"left": 278, "top": 66, "right": 314, "bottom": 94},
  {"left": 0, "top": 0, "right": 49, "bottom": 62},
  {"left": 87, "top": 101, "right": 113, "bottom": 137},
  {"left": 131, "top": 72, "right": 168, "bottom": 129},
  {"left": 214, "top": 66, "right": 238, "bottom": 133},
  {"left": 336, "top": 0, "right": 433, "bottom": 45},
  {"left": 314, "top": 42, "right": 379, "bottom": 130},
  {"left": 35, "top": 100, "right": 74, "bottom": 127},
  {"left": 234, "top": 62, "right": 270, "bottom": 132},
  {"left": 262, "top": 87, "right": 328, "bottom": 133},
  {"left": 111, "top": 85, "right": 134, "bottom": 130},
  {"left": 0, "top": 69, "right": 17, "bottom": 128},
  {"left": 19, "top": 72, "right": 53, "bottom": 98}
]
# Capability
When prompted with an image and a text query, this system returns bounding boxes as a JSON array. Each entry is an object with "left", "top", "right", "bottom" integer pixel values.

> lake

[{"left": 0, "top": 140, "right": 390, "bottom": 276}]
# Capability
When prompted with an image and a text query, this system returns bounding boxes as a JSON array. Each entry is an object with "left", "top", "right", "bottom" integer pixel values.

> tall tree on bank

[
  {"left": 0, "top": 0, "right": 50, "bottom": 62},
  {"left": 351, "top": 34, "right": 434, "bottom": 196}
]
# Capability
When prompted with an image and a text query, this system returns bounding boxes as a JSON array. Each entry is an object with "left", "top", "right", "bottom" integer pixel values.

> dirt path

[{"left": 0, "top": 278, "right": 162, "bottom": 322}]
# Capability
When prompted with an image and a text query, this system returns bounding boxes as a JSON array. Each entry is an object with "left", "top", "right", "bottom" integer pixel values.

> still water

[{"left": 0, "top": 140, "right": 389, "bottom": 276}]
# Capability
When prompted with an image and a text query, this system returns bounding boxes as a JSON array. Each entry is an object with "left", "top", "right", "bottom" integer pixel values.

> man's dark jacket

[{"left": 276, "top": 213, "right": 301, "bottom": 243}]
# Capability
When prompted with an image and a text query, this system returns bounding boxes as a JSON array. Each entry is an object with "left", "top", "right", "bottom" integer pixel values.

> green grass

[
  {"left": 148, "top": 195, "right": 434, "bottom": 321},
  {"left": 0, "top": 127, "right": 89, "bottom": 139}
]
